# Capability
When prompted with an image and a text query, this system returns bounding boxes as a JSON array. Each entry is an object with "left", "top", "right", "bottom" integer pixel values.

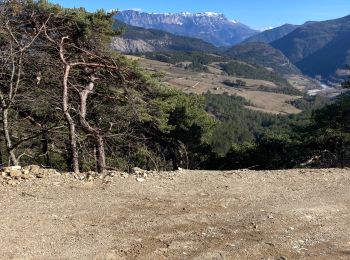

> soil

[{"left": 1, "top": 168, "right": 350, "bottom": 259}]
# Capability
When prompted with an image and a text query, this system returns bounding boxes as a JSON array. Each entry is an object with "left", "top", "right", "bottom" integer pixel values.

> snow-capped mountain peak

[{"left": 116, "top": 10, "right": 258, "bottom": 46}]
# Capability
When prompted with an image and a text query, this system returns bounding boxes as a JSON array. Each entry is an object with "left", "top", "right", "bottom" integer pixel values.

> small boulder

[
  {"left": 2, "top": 166, "right": 22, "bottom": 173},
  {"left": 21, "top": 174, "right": 32, "bottom": 180},
  {"left": 121, "top": 173, "right": 129, "bottom": 178},
  {"left": 9, "top": 169, "right": 22, "bottom": 178},
  {"left": 86, "top": 174, "right": 94, "bottom": 182},
  {"left": 136, "top": 177, "right": 145, "bottom": 183},
  {"left": 22, "top": 169, "right": 30, "bottom": 175},
  {"left": 29, "top": 165, "right": 41, "bottom": 174},
  {"left": 7, "top": 179, "right": 18, "bottom": 186},
  {"left": 132, "top": 167, "right": 143, "bottom": 174}
]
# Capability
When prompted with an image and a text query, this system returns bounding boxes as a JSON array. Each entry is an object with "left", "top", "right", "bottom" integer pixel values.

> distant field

[
  {"left": 136, "top": 57, "right": 305, "bottom": 114},
  {"left": 286, "top": 74, "right": 320, "bottom": 91}
]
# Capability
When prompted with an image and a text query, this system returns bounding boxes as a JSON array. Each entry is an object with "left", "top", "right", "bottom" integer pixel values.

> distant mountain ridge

[
  {"left": 115, "top": 10, "right": 258, "bottom": 47},
  {"left": 243, "top": 24, "right": 300, "bottom": 43},
  {"left": 112, "top": 21, "right": 219, "bottom": 53},
  {"left": 271, "top": 15, "right": 350, "bottom": 82},
  {"left": 225, "top": 42, "right": 301, "bottom": 75}
]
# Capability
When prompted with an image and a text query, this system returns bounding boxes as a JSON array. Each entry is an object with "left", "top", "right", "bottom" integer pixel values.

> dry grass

[
  {"left": 286, "top": 74, "right": 320, "bottom": 91},
  {"left": 134, "top": 57, "right": 303, "bottom": 114}
]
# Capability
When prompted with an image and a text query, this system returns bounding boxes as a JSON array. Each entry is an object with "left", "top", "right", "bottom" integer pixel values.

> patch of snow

[
  {"left": 180, "top": 12, "right": 193, "bottom": 16},
  {"left": 203, "top": 12, "right": 221, "bottom": 17}
]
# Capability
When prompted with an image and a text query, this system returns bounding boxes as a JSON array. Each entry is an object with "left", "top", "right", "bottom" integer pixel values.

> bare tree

[
  {"left": 44, "top": 28, "right": 127, "bottom": 173},
  {"left": 0, "top": 1, "right": 160, "bottom": 172}
]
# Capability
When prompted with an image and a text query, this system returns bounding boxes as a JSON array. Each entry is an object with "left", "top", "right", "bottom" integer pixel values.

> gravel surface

[{"left": 1, "top": 168, "right": 350, "bottom": 259}]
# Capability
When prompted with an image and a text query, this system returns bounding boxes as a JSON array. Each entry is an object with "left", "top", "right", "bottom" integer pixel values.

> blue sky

[{"left": 50, "top": 0, "right": 350, "bottom": 30}]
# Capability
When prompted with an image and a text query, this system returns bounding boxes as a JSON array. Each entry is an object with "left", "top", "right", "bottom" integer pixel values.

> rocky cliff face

[
  {"left": 111, "top": 21, "right": 219, "bottom": 54},
  {"left": 111, "top": 38, "right": 156, "bottom": 53},
  {"left": 116, "top": 10, "right": 258, "bottom": 46}
]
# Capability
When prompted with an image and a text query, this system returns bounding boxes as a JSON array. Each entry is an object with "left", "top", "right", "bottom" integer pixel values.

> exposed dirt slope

[{"left": 1, "top": 168, "right": 350, "bottom": 259}]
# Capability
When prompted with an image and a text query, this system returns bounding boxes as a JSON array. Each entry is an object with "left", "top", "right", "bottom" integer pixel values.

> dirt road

[{"left": 0, "top": 168, "right": 349, "bottom": 259}]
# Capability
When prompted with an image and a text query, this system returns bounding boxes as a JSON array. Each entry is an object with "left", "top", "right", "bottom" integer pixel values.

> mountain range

[
  {"left": 114, "top": 10, "right": 350, "bottom": 84},
  {"left": 112, "top": 21, "right": 218, "bottom": 53},
  {"left": 115, "top": 10, "right": 258, "bottom": 47},
  {"left": 271, "top": 15, "right": 350, "bottom": 82}
]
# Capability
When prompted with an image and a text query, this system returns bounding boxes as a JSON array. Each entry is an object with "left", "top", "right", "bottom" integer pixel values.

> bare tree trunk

[
  {"left": 41, "top": 126, "right": 51, "bottom": 167},
  {"left": 170, "top": 145, "right": 179, "bottom": 171},
  {"left": 54, "top": 36, "right": 119, "bottom": 173},
  {"left": 0, "top": 144, "right": 3, "bottom": 166},
  {"left": 95, "top": 134, "right": 106, "bottom": 173},
  {"left": 93, "top": 145, "right": 98, "bottom": 171},
  {"left": 63, "top": 64, "right": 79, "bottom": 173},
  {"left": 2, "top": 108, "right": 18, "bottom": 166},
  {"left": 79, "top": 79, "right": 106, "bottom": 173}
]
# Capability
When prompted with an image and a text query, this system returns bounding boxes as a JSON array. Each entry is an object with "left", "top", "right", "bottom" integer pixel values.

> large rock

[{"left": 2, "top": 166, "right": 22, "bottom": 173}]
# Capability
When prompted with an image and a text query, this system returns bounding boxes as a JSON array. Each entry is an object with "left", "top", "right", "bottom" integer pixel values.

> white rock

[
  {"left": 132, "top": 167, "right": 143, "bottom": 174},
  {"left": 121, "top": 173, "right": 129, "bottom": 178},
  {"left": 136, "top": 177, "right": 145, "bottom": 182},
  {"left": 2, "top": 166, "right": 22, "bottom": 173}
]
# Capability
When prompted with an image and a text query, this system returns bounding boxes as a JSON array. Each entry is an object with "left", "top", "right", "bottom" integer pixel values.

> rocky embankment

[{"left": 0, "top": 165, "right": 161, "bottom": 186}]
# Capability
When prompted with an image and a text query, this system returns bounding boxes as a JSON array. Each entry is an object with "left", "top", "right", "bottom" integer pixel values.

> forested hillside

[
  {"left": 225, "top": 42, "right": 300, "bottom": 76},
  {"left": 220, "top": 61, "right": 300, "bottom": 95},
  {"left": 142, "top": 51, "right": 228, "bottom": 72},
  {"left": 272, "top": 15, "right": 350, "bottom": 83},
  {"left": 0, "top": 0, "right": 349, "bottom": 173}
]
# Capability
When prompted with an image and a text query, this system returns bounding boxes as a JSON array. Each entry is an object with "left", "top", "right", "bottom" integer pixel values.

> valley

[{"left": 131, "top": 55, "right": 318, "bottom": 114}]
